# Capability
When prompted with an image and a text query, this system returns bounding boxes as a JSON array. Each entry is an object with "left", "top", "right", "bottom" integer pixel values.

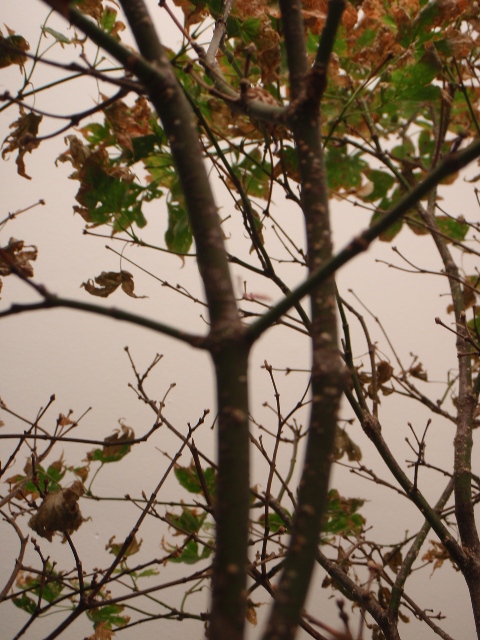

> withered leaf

[
  {"left": 246, "top": 600, "right": 258, "bottom": 626},
  {"left": 378, "top": 585, "right": 391, "bottom": 608},
  {"left": 170, "top": 0, "right": 209, "bottom": 29},
  {"left": 0, "top": 28, "right": 29, "bottom": 70},
  {"left": 422, "top": 539, "right": 459, "bottom": 575},
  {"left": 2, "top": 107, "right": 42, "bottom": 179},
  {"left": 106, "top": 534, "right": 142, "bottom": 558},
  {"left": 332, "top": 427, "right": 362, "bottom": 462},
  {"left": 73, "top": 465, "right": 90, "bottom": 483},
  {"left": 81, "top": 270, "right": 147, "bottom": 298},
  {"left": 87, "top": 424, "right": 135, "bottom": 463},
  {"left": 28, "top": 481, "right": 85, "bottom": 541},
  {"left": 377, "top": 361, "right": 394, "bottom": 384},
  {"left": 85, "top": 621, "right": 115, "bottom": 640},
  {"left": 103, "top": 96, "right": 152, "bottom": 152},
  {"left": 409, "top": 362, "right": 428, "bottom": 381},
  {"left": 76, "top": 0, "right": 104, "bottom": 21},
  {"left": 384, "top": 547, "right": 403, "bottom": 574},
  {"left": 0, "top": 238, "right": 38, "bottom": 293}
]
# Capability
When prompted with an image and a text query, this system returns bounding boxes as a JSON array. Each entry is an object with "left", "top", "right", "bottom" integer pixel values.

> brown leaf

[
  {"left": 422, "top": 539, "right": 459, "bottom": 574},
  {"left": 332, "top": 427, "right": 362, "bottom": 462},
  {"left": 409, "top": 362, "right": 427, "bottom": 381},
  {"left": 377, "top": 360, "right": 394, "bottom": 384},
  {"left": 76, "top": 0, "right": 104, "bottom": 21},
  {"left": 28, "top": 481, "right": 85, "bottom": 541},
  {"left": 0, "top": 238, "right": 38, "bottom": 286},
  {"left": 2, "top": 107, "right": 42, "bottom": 179},
  {"left": 0, "top": 28, "right": 30, "bottom": 70},
  {"left": 58, "top": 413, "right": 75, "bottom": 427},
  {"left": 246, "top": 600, "right": 258, "bottom": 626},
  {"left": 106, "top": 534, "right": 142, "bottom": 557},
  {"left": 103, "top": 96, "right": 152, "bottom": 152},
  {"left": 378, "top": 585, "right": 391, "bottom": 607},
  {"left": 73, "top": 465, "right": 90, "bottom": 483},
  {"left": 102, "top": 423, "right": 135, "bottom": 458},
  {"left": 81, "top": 271, "right": 146, "bottom": 298},
  {"left": 85, "top": 622, "right": 114, "bottom": 640},
  {"left": 384, "top": 548, "right": 403, "bottom": 574}
]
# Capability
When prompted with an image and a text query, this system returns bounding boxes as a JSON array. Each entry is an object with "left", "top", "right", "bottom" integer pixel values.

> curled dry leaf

[
  {"left": 2, "top": 107, "right": 42, "bottom": 179},
  {"left": 0, "top": 238, "right": 37, "bottom": 277},
  {"left": 106, "top": 534, "right": 142, "bottom": 557},
  {"left": 422, "top": 539, "right": 459, "bottom": 575},
  {"left": 0, "top": 238, "right": 38, "bottom": 297},
  {"left": 87, "top": 424, "right": 136, "bottom": 464},
  {"left": 408, "top": 362, "right": 428, "bottom": 381},
  {"left": 28, "top": 481, "right": 85, "bottom": 541},
  {"left": 377, "top": 360, "right": 394, "bottom": 384},
  {"left": 81, "top": 270, "right": 147, "bottom": 298},
  {"left": 0, "top": 27, "right": 29, "bottom": 70},
  {"left": 246, "top": 600, "right": 258, "bottom": 626},
  {"left": 103, "top": 96, "right": 152, "bottom": 152},
  {"left": 85, "top": 621, "right": 114, "bottom": 640},
  {"left": 332, "top": 427, "right": 362, "bottom": 462},
  {"left": 76, "top": 0, "right": 104, "bottom": 21}
]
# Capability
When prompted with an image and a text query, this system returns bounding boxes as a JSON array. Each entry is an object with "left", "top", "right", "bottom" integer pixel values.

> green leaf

[
  {"left": 363, "top": 169, "right": 395, "bottom": 202},
  {"left": 88, "top": 444, "right": 130, "bottom": 464},
  {"left": 43, "top": 27, "right": 72, "bottom": 46},
  {"left": 238, "top": 17, "right": 262, "bottom": 42},
  {"left": 175, "top": 464, "right": 216, "bottom": 497},
  {"left": 418, "top": 128, "right": 435, "bottom": 162},
  {"left": 169, "top": 540, "right": 212, "bottom": 564},
  {"left": 32, "top": 577, "right": 64, "bottom": 604},
  {"left": 435, "top": 216, "right": 469, "bottom": 243},
  {"left": 326, "top": 147, "right": 367, "bottom": 191},
  {"left": 390, "top": 62, "right": 441, "bottom": 103},
  {"left": 230, "top": 148, "right": 271, "bottom": 199},
  {"left": 138, "top": 569, "right": 160, "bottom": 577},
  {"left": 13, "top": 593, "right": 37, "bottom": 615},
  {"left": 258, "top": 510, "right": 291, "bottom": 533},
  {"left": 20, "top": 463, "right": 65, "bottom": 494},
  {"left": 0, "top": 34, "right": 29, "bottom": 69},
  {"left": 165, "top": 201, "right": 193, "bottom": 254},
  {"left": 132, "top": 134, "right": 158, "bottom": 162},
  {"left": 81, "top": 122, "right": 113, "bottom": 147},
  {"left": 87, "top": 604, "right": 129, "bottom": 629},
  {"left": 42, "top": 27, "right": 71, "bottom": 45},
  {"left": 322, "top": 489, "right": 365, "bottom": 536},
  {"left": 100, "top": 8, "right": 118, "bottom": 33},
  {"left": 370, "top": 205, "right": 403, "bottom": 242},
  {"left": 166, "top": 506, "right": 206, "bottom": 534}
]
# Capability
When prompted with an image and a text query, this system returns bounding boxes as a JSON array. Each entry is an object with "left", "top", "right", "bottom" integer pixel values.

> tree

[{"left": 1, "top": 0, "right": 480, "bottom": 638}]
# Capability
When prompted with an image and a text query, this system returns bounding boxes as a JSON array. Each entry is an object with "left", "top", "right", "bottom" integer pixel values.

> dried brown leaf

[
  {"left": 28, "top": 481, "right": 85, "bottom": 541},
  {"left": 85, "top": 621, "right": 114, "bottom": 640},
  {"left": 106, "top": 534, "right": 142, "bottom": 557},
  {"left": 246, "top": 600, "right": 258, "bottom": 626},
  {"left": 81, "top": 270, "right": 146, "bottom": 298},
  {"left": 102, "top": 423, "right": 135, "bottom": 457},
  {"left": 77, "top": 0, "right": 104, "bottom": 21},
  {"left": 409, "top": 362, "right": 428, "bottom": 381},
  {"left": 0, "top": 237, "right": 37, "bottom": 281},
  {"left": 0, "top": 28, "right": 30, "bottom": 70},
  {"left": 2, "top": 107, "right": 42, "bottom": 179},
  {"left": 422, "top": 539, "right": 459, "bottom": 574},
  {"left": 384, "top": 548, "right": 403, "bottom": 574},
  {"left": 103, "top": 96, "right": 152, "bottom": 152},
  {"left": 377, "top": 360, "right": 394, "bottom": 384}
]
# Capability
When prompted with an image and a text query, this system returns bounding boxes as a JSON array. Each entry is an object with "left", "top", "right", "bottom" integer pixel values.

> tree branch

[{"left": 247, "top": 138, "right": 480, "bottom": 342}]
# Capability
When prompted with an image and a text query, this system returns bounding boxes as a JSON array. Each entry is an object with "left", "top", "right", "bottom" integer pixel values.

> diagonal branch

[{"left": 247, "top": 137, "right": 480, "bottom": 343}]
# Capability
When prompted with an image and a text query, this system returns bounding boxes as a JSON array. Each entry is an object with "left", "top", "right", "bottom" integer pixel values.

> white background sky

[{"left": 1, "top": 1, "right": 478, "bottom": 638}]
